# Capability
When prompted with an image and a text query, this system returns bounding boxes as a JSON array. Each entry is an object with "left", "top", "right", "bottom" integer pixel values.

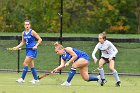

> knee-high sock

[
  {"left": 88, "top": 76, "right": 98, "bottom": 81},
  {"left": 31, "top": 68, "right": 38, "bottom": 80},
  {"left": 99, "top": 68, "right": 105, "bottom": 80},
  {"left": 67, "top": 68, "right": 76, "bottom": 83},
  {"left": 21, "top": 66, "right": 28, "bottom": 80},
  {"left": 113, "top": 70, "right": 120, "bottom": 82}
]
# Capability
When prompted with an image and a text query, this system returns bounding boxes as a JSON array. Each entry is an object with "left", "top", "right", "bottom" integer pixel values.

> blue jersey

[
  {"left": 23, "top": 29, "right": 36, "bottom": 48},
  {"left": 23, "top": 29, "right": 37, "bottom": 58},
  {"left": 61, "top": 48, "right": 90, "bottom": 62}
]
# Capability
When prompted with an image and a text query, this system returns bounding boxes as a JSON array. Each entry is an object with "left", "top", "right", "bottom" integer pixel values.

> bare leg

[{"left": 109, "top": 60, "right": 121, "bottom": 86}]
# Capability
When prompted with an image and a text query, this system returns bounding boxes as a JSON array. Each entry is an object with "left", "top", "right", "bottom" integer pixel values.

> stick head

[
  {"left": 37, "top": 73, "right": 49, "bottom": 80},
  {"left": 37, "top": 76, "right": 41, "bottom": 80}
]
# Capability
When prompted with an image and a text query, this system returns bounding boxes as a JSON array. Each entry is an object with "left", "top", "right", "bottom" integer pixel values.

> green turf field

[{"left": 0, "top": 72, "right": 139, "bottom": 93}]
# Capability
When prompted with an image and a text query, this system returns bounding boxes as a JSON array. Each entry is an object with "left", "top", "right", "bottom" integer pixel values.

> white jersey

[{"left": 92, "top": 40, "right": 118, "bottom": 59}]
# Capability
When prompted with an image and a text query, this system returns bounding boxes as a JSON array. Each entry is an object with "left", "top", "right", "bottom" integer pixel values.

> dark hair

[{"left": 24, "top": 20, "right": 30, "bottom": 23}]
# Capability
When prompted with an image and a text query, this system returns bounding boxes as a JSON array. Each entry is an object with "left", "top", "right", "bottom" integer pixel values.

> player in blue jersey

[
  {"left": 51, "top": 42, "right": 101, "bottom": 86},
  {"left": 13, "top": 20, "right": 42, "bottom": 84}
]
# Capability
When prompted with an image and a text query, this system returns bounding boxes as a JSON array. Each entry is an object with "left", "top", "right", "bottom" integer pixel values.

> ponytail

[{"left": 54, "top": 42, "right": 63, "bottom": 49}]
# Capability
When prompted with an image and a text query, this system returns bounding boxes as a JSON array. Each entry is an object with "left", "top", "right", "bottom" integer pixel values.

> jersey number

[{"left": 26, "top": 39, "right": 28, "bottom": 45}]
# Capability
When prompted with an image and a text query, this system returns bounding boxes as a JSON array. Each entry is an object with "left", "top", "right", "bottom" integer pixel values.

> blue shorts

[
  {"left": 73, "top": 53, "right": 90, "bottom": 62},
  {"left": 26, "top": 49, "right": 37, "bottom": 58},
  {"left": 80, "top": 53, "right": 90, "bottom": 62}
]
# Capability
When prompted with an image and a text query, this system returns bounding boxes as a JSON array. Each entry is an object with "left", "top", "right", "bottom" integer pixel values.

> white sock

[
  {"left": 99, "top": 68, "right": 105, "bottom": 79},
  {"left": 113, "top": 70, "right": 120, "bottom": 82}
]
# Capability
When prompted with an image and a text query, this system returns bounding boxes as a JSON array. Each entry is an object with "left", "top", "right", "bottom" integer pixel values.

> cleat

[
  {"left": 61, "top": 81, "right": 71, "bottom": 86},
  {"left": 100, "top": 79, "right": 107, "bottom": 86},
  {"left": 29, "top": 79, "right": 39, "bottom": 84},
  {"left": 16, "top": 78, "right": 25, "bottom": 83},
  {"left": 96, "top": 75, "right": 107, "bottom": 86},
  {"left": 116, "top": 81, "right": 121, "bottom": 87}
]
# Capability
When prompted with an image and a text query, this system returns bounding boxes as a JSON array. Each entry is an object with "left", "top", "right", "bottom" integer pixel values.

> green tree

[
  {"left": 135, "top": 0, "right": 140, "bottom": 33},
  {"left": 0, "top": 0, "right": 139, "bottom": 34}
]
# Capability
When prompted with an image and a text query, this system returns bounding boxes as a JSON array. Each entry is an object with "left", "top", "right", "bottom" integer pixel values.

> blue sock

[
  {"left": 21, "top": 66, "right": 28, "bottom": 80},
  {"left": 88, "top": 76, "right": 99, "bottom": 81},
  {"left": 67, "top": 68, "right": 76, "bottom": 83},
  {"left": 31, "top": 68, "right": 38, "bottom": 80}
]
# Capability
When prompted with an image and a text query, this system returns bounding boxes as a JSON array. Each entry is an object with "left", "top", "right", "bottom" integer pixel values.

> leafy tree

[{"left": 0, "top": 0, "right": 139, "bottom": 34}]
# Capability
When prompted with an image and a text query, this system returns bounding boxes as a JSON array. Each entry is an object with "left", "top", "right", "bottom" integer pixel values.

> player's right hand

[{"left": 65, "top": 62, "right": 70, "bottom": 67}]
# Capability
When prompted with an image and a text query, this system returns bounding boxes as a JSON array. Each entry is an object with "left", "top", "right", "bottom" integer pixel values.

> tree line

[{"left": 0, "top": 0, "right": 140, "bottom": 34}]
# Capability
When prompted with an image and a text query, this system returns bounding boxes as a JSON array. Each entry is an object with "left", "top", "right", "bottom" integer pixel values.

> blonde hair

[
  {"left": 54, "top": 42, "right": 63, "bottom": 50},
  {"left": 99, "top": 32, "right": 107, "bottom": 40}
]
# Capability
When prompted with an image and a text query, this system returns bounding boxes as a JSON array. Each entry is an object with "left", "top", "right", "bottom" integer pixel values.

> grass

[{"left": 0, "top": 72, "right": 140, "bottom": 93}]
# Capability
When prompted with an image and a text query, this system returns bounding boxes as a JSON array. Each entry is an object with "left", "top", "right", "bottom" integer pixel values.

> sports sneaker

[
  {"left": 116, "top": 81, "right": 121, "bottom": 87},
  {"left": 29, "top": 79, "right": 39, "bottom": 84},
  {"left": 16, "top": 78, "right": 25, "bottom": 83},
  {"left": 61, "top": 81, "right": 71, "bottom": 86},
  {"left": 100, "top": 79, "right": 107, "bottom": 86}
]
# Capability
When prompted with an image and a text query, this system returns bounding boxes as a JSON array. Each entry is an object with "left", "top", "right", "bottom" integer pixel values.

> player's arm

[
  {"left": 92, "top": 43, "right": 99, "bottom": 64},
  {"left": 64, "top": 47, "right": 78, "bottom": 67},
  {"left": 32, "top": 30, "right": 42, "bottom": 49},
  {"left": 109, "top": 42, "right": 118, "bottom": 61},
  {"left": 13, "top": 32, "right": 25, "bottom": 49},
  {"left": 51, "top": 58, "right": 65, "bottom": 73}
]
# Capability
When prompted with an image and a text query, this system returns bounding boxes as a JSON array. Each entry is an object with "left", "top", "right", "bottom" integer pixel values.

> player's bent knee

[
  {"left": 72, "top": 64, "right": 78, "bottom": 68},
  {"left": 99, "top": 64, "right": 103, "bottom": 68},
  {"left": 82, "top": 76, "right": 89, "bottom": 81},
  {"left": 23, "top": 62, "right": 28, "bottom": 66},
  {"left": 83, "top": 78, "right": 89, "bottom": 81}
]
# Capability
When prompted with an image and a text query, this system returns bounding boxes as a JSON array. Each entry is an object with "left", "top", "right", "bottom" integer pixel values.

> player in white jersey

[{"left": 92, "top": 32, "right": 121, "bottom": 87}]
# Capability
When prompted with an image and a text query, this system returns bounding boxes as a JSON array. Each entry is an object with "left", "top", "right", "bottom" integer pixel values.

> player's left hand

[
  {"left": 65, "top": 62, "right": 70, "bottom": 67},
  {"left": 32, "top": 46, "right": 37, "bottom": 50},
  {"left": 94, "top": 58, "right": 98, "bottom": 64},
  {"left": 51, "top": 68, "right": 57, "bottom": 73}
]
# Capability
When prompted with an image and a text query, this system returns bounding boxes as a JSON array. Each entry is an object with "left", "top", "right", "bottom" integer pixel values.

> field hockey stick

[
  {"left": 6, "top": 47, "right": 32, "bottom": 51},
  {"left": 93, "top": 67, "right": 100, "bottom": 72},
  {"left": 38, "top": 66, "right": 65, "bottom": 80}
]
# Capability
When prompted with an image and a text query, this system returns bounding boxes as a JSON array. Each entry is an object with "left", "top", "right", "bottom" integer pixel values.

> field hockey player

[
  {"left": 51, "top": 42, "right": 101, "bottom": 86},
  {"left": 92, "top": 32, "right": 121, "bottom": 87},
  {"left": 13, "top": 20, "right": 42, "bottom": 84}
]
